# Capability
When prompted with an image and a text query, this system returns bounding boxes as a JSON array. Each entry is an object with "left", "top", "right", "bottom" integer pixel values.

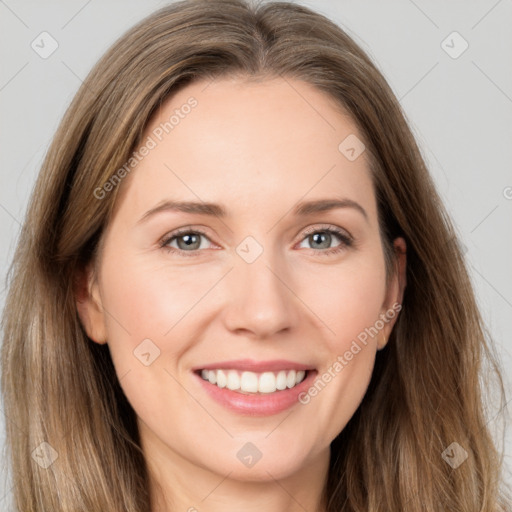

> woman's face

[{"left": 77, "top": 76, "right": 405, "bottom": 484}]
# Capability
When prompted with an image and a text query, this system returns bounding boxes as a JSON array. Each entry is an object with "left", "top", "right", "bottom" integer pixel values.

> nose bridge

[{"left": 223, "top": 236, "right": 298, "bottom": 336}]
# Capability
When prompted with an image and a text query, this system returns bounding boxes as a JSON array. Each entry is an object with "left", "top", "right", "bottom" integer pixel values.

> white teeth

[
  {"left": 276, "top": 370, "right": 287, "bottom": 390},
  {"left": 286, "top": 370, "right": 296, "bottom": 388},
  {"left": 199, "top": 369, "right": 308, "bottom": 394},
  {"left": 240, "top": 371, "right": 259, "bottom": 392},
  {"left": 258, "top": 372, "right": 276, "bottom": 393},
  {"left": 216, "top": 369, "right": 227, "bottom": 388},
  {"left": 226, "top": 370, "right": 240, "bottom": 390}
]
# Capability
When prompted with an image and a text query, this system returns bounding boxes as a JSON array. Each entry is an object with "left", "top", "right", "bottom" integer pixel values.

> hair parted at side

[{"left": 1, "top": 0, "right": 510, "bottom": 510}]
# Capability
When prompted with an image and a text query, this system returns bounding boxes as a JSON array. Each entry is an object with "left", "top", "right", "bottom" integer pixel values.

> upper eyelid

[
  {"left": 161, "top": 224, "right": 352, "bottom": 248},
  {"left": 301, "top": 224, "right": 352, "bottom": 238}
]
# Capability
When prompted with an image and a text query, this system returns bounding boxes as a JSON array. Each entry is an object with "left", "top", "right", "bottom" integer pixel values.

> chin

[{"left": 205, "top": 449, "right": 309, "bottom": 482}]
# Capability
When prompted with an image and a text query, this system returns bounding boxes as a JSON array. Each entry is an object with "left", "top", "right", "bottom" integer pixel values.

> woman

[{"left": 1, "top": 0, "right": 510, "bottom": 510}]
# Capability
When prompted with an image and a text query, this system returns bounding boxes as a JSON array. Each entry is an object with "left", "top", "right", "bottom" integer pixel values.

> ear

[
  {"left": 377, "top": 237, "right": 407, "bottom": 350},
  {"left": 74, "top": 262, "right": 108, "bottom": 344}
]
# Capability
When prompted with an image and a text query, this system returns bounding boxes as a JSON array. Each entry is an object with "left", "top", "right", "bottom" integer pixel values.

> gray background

[{"left": 1, "top": 0, "right": 511, "bottom": 508}]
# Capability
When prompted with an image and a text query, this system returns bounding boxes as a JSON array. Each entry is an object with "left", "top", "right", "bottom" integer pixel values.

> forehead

[{"left": 112, "top": 76, "right": 376, "bottom": 222}]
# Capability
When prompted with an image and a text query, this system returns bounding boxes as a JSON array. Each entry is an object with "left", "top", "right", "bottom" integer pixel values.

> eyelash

[{"left": 159, "top": 224, "right": 353, "bottom": 258}]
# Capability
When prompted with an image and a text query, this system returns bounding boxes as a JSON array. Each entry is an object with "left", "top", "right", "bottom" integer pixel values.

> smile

[
  {"left": 199, "top": 369, "right": 307, "bottom": 394},
  {"left": 192, "top": 359, "right": 317, "bottom": 415}
]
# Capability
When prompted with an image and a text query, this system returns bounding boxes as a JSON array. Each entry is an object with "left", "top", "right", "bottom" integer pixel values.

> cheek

[
  {"left": 97, "top": 252, "right": 207, "bottom": 369},
  {"left": 293, "top": 249, "right": 387, "bottom": 352},
  {"left": 291, "top": 251, "right": 386, "bottom": 429},
  {"left": 96, "top": 254, "right": 207, "bottom": 428}
]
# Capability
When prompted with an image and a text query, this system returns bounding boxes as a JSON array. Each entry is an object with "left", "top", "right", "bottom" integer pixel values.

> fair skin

[{"left": 76, "top": 76, "right": 406, "bottom": 512}]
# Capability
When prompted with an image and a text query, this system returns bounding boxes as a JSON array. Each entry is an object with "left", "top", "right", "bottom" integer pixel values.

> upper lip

[{"left": 193, "top": 359, "right": 315, "bottom": 372}]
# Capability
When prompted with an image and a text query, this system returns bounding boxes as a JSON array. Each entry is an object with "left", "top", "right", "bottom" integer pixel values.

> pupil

[
  {"left": 312, "top": 232, "right": 329, "bottom": 249},
  {"left": 180, "top": 234, "right": 199, "bottom": 249}
]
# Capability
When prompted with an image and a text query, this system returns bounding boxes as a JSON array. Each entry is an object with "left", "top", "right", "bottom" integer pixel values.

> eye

[
  {"left": 160, "top": 224, "right": 353, "bottom": 257},
  {"left": 160, "top": 227, "right": 214, "bottom": 256},
  {"left": 297, "top": 225, "right": 353, "bottom": 256}
]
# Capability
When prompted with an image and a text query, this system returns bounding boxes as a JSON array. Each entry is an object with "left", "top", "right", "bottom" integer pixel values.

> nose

[{"left": 222, "top": 252, "right": 300, "bottom": 339}]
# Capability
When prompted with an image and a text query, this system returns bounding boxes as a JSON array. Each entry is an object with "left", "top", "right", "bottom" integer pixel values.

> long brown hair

[{"left": 2, "top": 0, "right": 510, "bottom": 510}]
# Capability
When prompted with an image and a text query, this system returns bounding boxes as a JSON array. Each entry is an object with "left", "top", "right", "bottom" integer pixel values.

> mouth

[
  {"left": 191, "top": 360, "right": 318, "bottom": 416},
  {"left": 195, "top": 368, "right": 309, "bottom": 395}
]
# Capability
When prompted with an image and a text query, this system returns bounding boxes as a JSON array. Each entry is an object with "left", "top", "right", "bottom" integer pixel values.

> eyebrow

[{"left": 137, "top": 197, "right": 368, "bottom": 223}]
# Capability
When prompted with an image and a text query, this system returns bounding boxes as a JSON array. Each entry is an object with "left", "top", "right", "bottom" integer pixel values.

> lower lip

[{"left": 193, "top": 370, "right": 318, "bottom": 416}]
